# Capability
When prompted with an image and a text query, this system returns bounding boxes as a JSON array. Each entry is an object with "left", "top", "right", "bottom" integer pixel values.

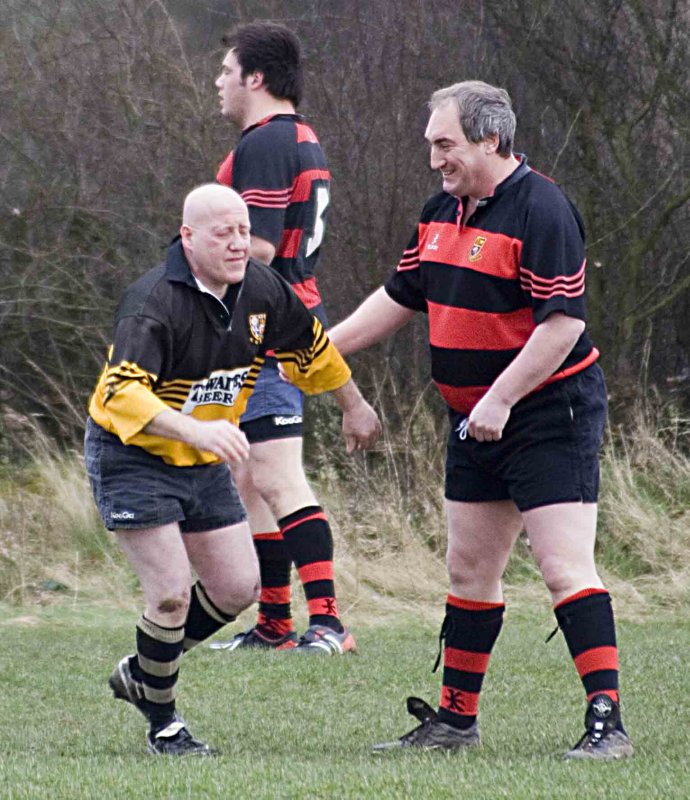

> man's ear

[
  {"left": 180, "top": 224, "right": 192, "bottom": 247},
  {"left": 248, "top": 70, "right": 264, "bottom": 90},
  {"left": 484, "top": 134, "right": 499, "bottom": 154}
]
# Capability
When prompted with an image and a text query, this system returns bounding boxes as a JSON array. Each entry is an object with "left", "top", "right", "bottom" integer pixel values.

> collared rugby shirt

[
  {"left": 385, "top": 157, "right": 598, "bottom": 415},
  {"left": 88, "top": 239, "right": 349, "bottom": 466},
  {"left": 217, "top": 113, "right": 330, "bottom": 324}
]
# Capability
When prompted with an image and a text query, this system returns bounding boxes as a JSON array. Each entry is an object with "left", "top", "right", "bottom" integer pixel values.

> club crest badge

[
  {"left": 468, "top": 235, "right": 487, "bottom": 262},
  {"left": 248, "top": 313, "right": 267, "bottom": 345}
]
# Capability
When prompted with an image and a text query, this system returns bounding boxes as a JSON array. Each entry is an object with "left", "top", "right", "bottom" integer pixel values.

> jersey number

[{"left": 305, "top": 186, "right": 330, "bottom": 257}]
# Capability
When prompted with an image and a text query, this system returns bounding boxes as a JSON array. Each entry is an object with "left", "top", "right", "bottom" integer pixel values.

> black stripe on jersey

[
  {"left": 154, "top": 390, "right": 190, "bottom": 404},
  {"left": 430, "top": 337, "right": 594, "bottom": 390},
  {"left": 430, "top": 346, "right": 519, "bottom": 389},
  {"left": 425, "top": 262, "right": 528, "bottom": 314}
]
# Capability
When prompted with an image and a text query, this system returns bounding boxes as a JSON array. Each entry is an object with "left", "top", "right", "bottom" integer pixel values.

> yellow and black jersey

[{"left": 88, "top": 238, "right": 350, "bottom": 466}]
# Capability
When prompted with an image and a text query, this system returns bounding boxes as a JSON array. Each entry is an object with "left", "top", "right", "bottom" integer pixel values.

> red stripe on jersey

[
  {"left": 447, "top": 595, "right": 505, "bottom": 611},
  {"left": 521, "top": 261, "right": 586, "bottom": 299},
  {"left": 296, "top": 122, "right": 319, "bottom": 144},
  {"left": 540, "top": 348, "right": 599, "bottom": 388},
  {"left": 291, "top": 169, "right": 331, "bottom": 202},
  {"left": 253, "top": 531, "right": 283, "bottom": 541},
  {"left": 440, "top": 686, "right": 479, "bottom": 716},
  {"left": 216, "top": 152, "right": 234, "bottom": 186},
  {"left": 291, "top": 277, "right": 322, "bottom": 309},
  {"left": 522, "top": 260, "right": 586, "bottom": 288},
  {"left": 419, "top": 221, "right": 522, "bottom": 280},
  {"left": 435, "top": 382, "right": 488, "bottom": 415},
  {"left": 436, "top": 349, "right": 599, "bottom": 414},
  {"left": 574, "top": 646, "right": 619, "bottom": 677},
  {"left": 278, "top": 228, "right": 302, "bottom": 258},
  {"left": 526, "top": 284, "right": 585, "bottom": 300},
  {"left": 297, "top": 560, "right": 334, "bottom": 584},
  {"left": 428, "top": 303, "right": 534, "bottom": 351},
  {"left": 261, "top": 586, "right": 292, "bottom": 604},
  {"left": 242, "top": 188, "right": 291, "bottom": 209},
  {"left": 397, "top": 246, "right": 420, "bottom": 271},
  {"left": 444, "top": 647, "right": 491, "bottom": 674}
]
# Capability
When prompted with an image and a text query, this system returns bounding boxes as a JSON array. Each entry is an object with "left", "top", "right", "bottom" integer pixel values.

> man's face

[
  {"left": 425, "top": 102, "right": 494, "bottom": 199},
  {"left": 183, "top": 205, "right": 251, "bottom": 292},
  {"left": 215, "top": 49, "right": 249, "bottom": 124}
]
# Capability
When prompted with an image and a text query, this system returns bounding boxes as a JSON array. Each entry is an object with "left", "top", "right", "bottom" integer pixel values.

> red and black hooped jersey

[
  {"left": 217, "top": 113, "right": 330, "bottom": 324},
  {"left": 385, "top": 157, "right": 598, "bottom": 415}
]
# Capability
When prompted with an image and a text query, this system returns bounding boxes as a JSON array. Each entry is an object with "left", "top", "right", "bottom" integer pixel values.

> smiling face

[
  {"left": 424, "top": 101, "right": 498, "bottom": 200},
  {"left": 180, "top": 186, "right": 251, "bottom": 296},
  {"left": 215, "top": 49, "right": 251, "bottom": 125}
]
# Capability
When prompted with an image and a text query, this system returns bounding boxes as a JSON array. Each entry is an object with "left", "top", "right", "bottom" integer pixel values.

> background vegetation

[
  {"left": 0, "top": 1, "right": 688, "bottom": 611},
  {"left": 0, "top": 5, "right": 688, "bottom": 796},
  {"left": 1, "top": 0, "right": 688, "bottom": 446}
]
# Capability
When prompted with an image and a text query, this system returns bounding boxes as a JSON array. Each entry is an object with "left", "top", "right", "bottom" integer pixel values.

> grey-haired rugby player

[{"left": 329, "top": 81, "right": 633, "bottom": 761}]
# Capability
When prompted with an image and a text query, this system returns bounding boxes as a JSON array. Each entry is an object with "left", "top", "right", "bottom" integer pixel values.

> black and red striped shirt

[
  {"left": 385, "top": 157, "right": 598, "bottom": 415},
  {"left": 217, "top": 113, "right": 330, "bottom": 324}
]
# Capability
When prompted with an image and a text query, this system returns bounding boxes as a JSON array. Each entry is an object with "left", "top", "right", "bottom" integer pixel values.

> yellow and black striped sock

[
  {"left": 182, "top": 582, "right": 236, "bottom": 652},
  {"left": 135, "top": 615, "right": 184, "bottom": 730}
]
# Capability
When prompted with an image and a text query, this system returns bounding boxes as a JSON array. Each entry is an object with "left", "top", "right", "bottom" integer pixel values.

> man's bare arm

[
  {"left": 329, "top": 378, "right": 382, "bottom": 453},
  {"left": 144, "top": 411, "right": 250, "bottom": 467},
  {"left": 249, "top": 235, "right": 276, "bottom": 266},
  {"left": 468, "top": 312, "right": 586, "bottom": 442},
  {"left": 328, "top": 287, "right": 416, "bottom": 356}
]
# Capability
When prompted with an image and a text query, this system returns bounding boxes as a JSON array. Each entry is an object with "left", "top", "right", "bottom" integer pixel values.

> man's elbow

[{"left": 249, "top": 237, "right": 276, "bottom": 266}]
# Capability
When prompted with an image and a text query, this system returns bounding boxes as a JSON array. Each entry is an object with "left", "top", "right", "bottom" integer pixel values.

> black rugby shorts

[
  {"left": 84, "top": 418, "right": 246, "bottom": 532},
  {"left": 445, "top": 364, "right": 607, "bottom": 511}
]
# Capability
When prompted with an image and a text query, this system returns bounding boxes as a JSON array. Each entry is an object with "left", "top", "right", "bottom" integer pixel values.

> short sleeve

[
  {"left": 384, "top": 226, "right": 427, "bottom": 313},
  {"left": 519, "top": 188, "right": 587, "bottom": 324}
]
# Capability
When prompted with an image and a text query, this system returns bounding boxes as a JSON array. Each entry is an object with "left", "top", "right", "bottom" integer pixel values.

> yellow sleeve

[
  {"left": 274, "top": 319, "right": 351, "bottom": 395},
  {"left": 88, "top": 359, "right": 170, "bottom": 444}
]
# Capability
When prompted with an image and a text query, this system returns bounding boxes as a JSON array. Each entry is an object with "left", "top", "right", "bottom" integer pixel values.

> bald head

[
  {"left": 182, "top": 183, "right": 248, "bottom": 227},
  {"left": 180, "top": 183, "right": 252, "bottom": 296}
]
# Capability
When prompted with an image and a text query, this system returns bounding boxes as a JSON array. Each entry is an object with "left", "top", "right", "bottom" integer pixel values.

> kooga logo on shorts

[
  {"left": 273, "top": 415, "right": 303, "bottom": 426},
  {"left": 181, "top": 367, "right": 249, "bottom": 414}
]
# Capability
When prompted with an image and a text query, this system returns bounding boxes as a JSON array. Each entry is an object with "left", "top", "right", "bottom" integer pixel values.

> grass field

[{"left": 0, "top": 603, "right": 687, "bottom": 799}]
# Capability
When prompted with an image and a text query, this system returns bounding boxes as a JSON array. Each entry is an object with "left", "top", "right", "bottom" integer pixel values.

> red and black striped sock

[
  {"left": 279, "top": 505, "right": 343, "bottom": 633},
  {"left": 253, "top": 531, "right": 294, "bottom": 639},
  {"left": 437, "top": 595, "right": 505, "bottom": 730},
  {"left": 555, "top": 588, "right": 622, "bottom": 722}
]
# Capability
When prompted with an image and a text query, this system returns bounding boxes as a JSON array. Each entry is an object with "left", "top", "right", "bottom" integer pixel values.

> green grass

[{"left": 0, "top": 605, "right": 688, "bottom": 799}]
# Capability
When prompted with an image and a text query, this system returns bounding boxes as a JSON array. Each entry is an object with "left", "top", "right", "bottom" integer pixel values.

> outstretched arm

[{"left": 328, "top": 287, "right": 416, "bottom": 356}]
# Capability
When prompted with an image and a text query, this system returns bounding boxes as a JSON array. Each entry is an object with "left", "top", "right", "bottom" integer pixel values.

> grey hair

[{"left": 429, "top": 81, "right": 516, "bottom": 156}]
